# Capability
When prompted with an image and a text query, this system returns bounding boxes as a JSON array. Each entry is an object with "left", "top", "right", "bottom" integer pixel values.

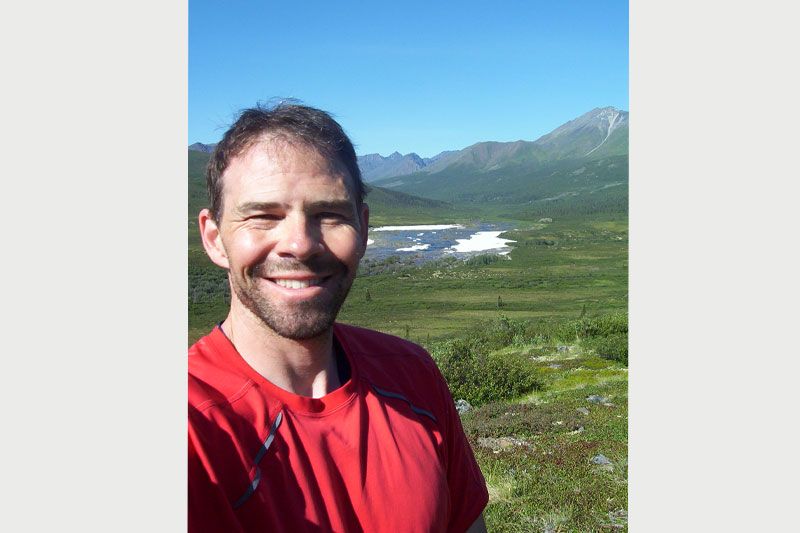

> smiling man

[{"left": 188, "top": 103, "right": 488, "bottom": 532}]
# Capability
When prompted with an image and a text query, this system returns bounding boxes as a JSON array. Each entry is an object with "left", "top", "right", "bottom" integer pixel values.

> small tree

[
  {"left": 365, "top": 288, "right": 372, "bottom": 302},
  {"left": 497, "top": 295, "right": 504, "bottom": 308}
]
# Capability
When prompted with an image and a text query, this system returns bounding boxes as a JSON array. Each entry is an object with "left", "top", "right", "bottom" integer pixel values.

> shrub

[
  {"left": 582, "top": 333, "right": 628, "bottom": 365},
  {"left": 431, "top": 334, "right": 541, "bottom": 406},
  {"left": 575, "top": 313, "right": 628, "bottom": 338},
  {"left": 463, "top": 254, "right": 503, "bottom": 266},
  {"left": 430, "top": 313, "right": 628, "bottom": 404},
  {"left": 188, "top": 265, "right": 229, "bottom": 302}
]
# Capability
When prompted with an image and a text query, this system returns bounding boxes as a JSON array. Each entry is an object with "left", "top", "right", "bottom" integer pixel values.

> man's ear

[{"left": 199, "top": 209, "right": 230, "bottom": 269}]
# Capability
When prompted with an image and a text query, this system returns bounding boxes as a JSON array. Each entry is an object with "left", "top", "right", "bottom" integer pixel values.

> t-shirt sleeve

[{"left": 429, "top": 362, "right": 489, "bottom": 532}]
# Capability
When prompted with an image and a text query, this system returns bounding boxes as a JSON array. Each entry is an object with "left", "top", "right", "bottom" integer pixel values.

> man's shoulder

[
  {"left": 333, "top": 323, "right": 431, "bottom": 361},
  {"left": 188, "top": 328, "right": 224, "bottom": 381},
  {"left": 334, "top": 323, "right": 446, "bottom": 398},
  {"left": 188, "top": 328, "right": 255, "bottom": 413}
]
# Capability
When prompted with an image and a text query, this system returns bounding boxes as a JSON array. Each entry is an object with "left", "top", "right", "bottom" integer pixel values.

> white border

[
  {"left": 3, "top": 2, "right": 187, "bottom": 530},
  {"left": 630, "top": 1, "right": 798, "bottom": 530}
]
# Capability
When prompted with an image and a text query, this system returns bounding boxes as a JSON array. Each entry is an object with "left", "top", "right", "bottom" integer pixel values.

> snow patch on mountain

[{"left": 585, "top": 109, "right": 619, "bottom": 155}]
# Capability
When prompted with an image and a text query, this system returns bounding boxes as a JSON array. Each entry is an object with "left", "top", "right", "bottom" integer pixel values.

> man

[{"left": 188, "top": 102, "right": 489, "bottom": 532}]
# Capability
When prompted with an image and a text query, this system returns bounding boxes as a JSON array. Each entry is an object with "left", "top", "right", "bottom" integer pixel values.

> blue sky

[{"left": 189, "top": 0, "right": 628, "bottom": 158}]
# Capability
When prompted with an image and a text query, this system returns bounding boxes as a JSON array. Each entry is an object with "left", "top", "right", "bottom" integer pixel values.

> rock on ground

[
  {"left": 586, "top": 395, "right": 607, "bottom": 404},
  {"left": 455, "top": 399, "right": 473, "bottom": 414}
]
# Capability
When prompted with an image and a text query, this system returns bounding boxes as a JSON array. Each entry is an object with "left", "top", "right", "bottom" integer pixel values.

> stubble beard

[{"left": 230, "top": 258, "right": 355, "bottom": 340}]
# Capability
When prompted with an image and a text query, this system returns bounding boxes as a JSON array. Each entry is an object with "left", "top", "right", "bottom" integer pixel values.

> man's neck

[{"left": 221, "top": 308, "right": 342, "bottom": 398}]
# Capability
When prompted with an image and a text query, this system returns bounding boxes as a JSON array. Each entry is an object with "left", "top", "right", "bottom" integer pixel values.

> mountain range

[
  {"left": 189, "top": 106, "right": 628, "bottom": 216},
  {"left": 189, "top": 142, "right": 217, "bottom": 153},
  {"left": 357, "top": 107, "right": 627, "bottom": 182},
  {"left": 366, "top": 107, "right": 628, "bottom": 211},
  {"left": 356, "top": 150, "right": 459, "bottom": 183}
]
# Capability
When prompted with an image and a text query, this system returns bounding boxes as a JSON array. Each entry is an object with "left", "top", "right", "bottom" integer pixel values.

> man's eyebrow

[
  {"left": 307, "top": 200, "right": 356, "bottom": 212},
  {"left": 235, "top": 200, "right": 356, "bottom": 213},
  {"left": 236, "top": 201, "right": 283, "bottom": 213}
]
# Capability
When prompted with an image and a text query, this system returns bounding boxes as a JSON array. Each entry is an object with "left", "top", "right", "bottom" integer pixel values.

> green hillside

[
  {"left": 188, "top": 151, "right": 212, "bottom": 266},
  {"left": 373, "top": 154, "right": 627, "bottom": 214},
  {"left": 369, "top": 109, "right": 628, "bottom": 214},
  {"left": 188, "top": 150, "right": 210, "bottom": 218},
  {"left": 362, "top": 185, "right": 478, "bottom": 225}
]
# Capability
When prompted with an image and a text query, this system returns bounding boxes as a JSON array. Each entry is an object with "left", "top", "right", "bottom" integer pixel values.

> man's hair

[{"left": 206, "top": 101, "right": 365, "bottom": 222}]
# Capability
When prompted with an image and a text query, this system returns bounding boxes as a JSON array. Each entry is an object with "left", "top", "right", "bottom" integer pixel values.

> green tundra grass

[
  {"left": 340, "top": 212, "right": 627, "bottom": 342},
  {"left": 429, "top": 314, "right": 628, "bottom": 532}
]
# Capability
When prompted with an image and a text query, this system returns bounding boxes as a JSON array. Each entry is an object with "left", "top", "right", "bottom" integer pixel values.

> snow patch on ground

[
  {"left": 450, "top": 231, "right": 516, "bottom": 252},
  {"left": 396, "top": 244, "right": 431, "bottom": 252}
]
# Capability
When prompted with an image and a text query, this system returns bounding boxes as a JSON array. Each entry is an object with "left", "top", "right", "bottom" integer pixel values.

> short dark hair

[{"left": 206, "top": 101, "right": 365, "bottom": 222}]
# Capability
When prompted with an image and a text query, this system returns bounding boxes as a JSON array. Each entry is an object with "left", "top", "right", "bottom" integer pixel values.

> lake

[{"left": 364, "top": 223, "right": 516, "bottom": 263}]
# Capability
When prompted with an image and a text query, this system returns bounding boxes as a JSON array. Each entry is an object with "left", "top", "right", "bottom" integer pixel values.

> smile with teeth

[{"left": 272, "top": 278, "right": 324, "bottom": 289}]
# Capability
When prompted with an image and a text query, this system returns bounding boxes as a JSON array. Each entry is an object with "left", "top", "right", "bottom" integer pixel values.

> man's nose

[{"left": 275, "top": 214, "right": 325, "bottom": 260}]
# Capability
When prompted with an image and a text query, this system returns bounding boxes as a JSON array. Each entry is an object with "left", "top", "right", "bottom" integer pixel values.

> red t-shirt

[{"left": 188, "top": 323, "right": 488, "bottom": 532}]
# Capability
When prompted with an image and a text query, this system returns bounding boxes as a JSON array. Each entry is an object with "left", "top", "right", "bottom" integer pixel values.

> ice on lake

[
  {"left": 364, "top": 223, "right": 516, "bottom": 263},
  {"left": 396, "top": 243, "right": 431, "bottom": 252},
  {"left": 450, "top": 231, "right": 516, "bottom": 252}
]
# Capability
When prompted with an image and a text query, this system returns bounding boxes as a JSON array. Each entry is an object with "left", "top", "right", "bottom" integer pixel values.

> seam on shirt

[
  {"left": 371, "top": 385, "right": 438, "bottom": 424},
  {"left": 233, "top": 410, "right": 283, "bottom": 509},
  {"left": 193, "top": 379, "right": 256, "bottom": 413},
  {"left": 280, "top": 387, "right": 359, "bottom": 419}
]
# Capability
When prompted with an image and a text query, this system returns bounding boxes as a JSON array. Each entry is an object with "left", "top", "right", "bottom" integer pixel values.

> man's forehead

[
  {"left": 233, "top": 135, "right": 346, "bottom": 176},
  {"left": 219, "top": 136, "right": 358, "bottom": 212}
]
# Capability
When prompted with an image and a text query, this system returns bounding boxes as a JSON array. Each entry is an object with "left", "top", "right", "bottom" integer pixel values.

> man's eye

[{"left": 251, "top": 214, "right": 281, "bottom": 221}]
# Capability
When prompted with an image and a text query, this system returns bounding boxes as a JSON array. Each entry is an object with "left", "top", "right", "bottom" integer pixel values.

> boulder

[
  {"left": 455, "top": 399, "right": 473, "bottom": 414},
  {"left": 591, "top": 454, "right": 612, "bottom": 465}
]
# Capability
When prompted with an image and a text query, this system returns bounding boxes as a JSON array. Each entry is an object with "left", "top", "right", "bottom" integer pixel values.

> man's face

[{"left": 204, "top": 140, "right": 369, "bottom": 340}]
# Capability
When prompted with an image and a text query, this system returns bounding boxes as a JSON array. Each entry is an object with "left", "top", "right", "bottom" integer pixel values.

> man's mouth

[{"left": 271, "top": 278, "right": 324, "bottom": 289}]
